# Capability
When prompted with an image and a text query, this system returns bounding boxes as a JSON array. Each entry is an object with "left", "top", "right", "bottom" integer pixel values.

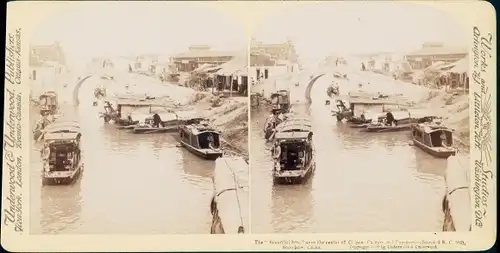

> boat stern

[
  {"left": 273, "top": 169, "right": 307, "bottom": 184},
  {"left": 42, "top": 169, "right": 80, "bottom": 185}
]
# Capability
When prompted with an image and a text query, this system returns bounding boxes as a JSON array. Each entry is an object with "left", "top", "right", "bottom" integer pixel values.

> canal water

[
  {"left": 250, "top": 74, "right": 462, "bottom": 233},
  {"left": 29, "top": 76, "right": 215, "bottom": 234}
]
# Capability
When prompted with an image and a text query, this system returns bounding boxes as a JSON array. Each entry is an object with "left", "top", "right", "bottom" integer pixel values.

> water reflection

[
  {"left": 31, "top": 87, "right": 216, "bottom": 234},
  {"left": 251, "top": 90, "right": 448, "bottom": 233},
  {"left": 271, "top": 182, "right": 314, "bottom": 233},
  {"left": 40, "top": 178, "right": 83, "bottom": 234},
  {"left": 180, "top": 148, "right": 215, "bottom": 180}
]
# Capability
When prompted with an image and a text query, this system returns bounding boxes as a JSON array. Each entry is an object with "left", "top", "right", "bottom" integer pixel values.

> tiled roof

[
  {"left": 250, "top": 53, "right": 275, "bottom": 66},
  {"left": 171, "top": 50, "right": 239, "bottom": 59},
  {"left": 30, "top": 43, "right": 66, "bottom": 67},
  {"left": 406, "top": 46, "right": 468, "bottom": 56}
]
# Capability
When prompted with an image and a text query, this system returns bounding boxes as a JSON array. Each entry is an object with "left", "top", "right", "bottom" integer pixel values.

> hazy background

[
  {"left": 30, "top": 2, "right": 247, "bottom": 69},
  {"left": 251, "top": 2, "right": 469, "bottom": 67}
]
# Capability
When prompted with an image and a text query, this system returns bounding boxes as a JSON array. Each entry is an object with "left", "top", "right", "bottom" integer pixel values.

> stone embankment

[{"left": 189, "top": 92, "right": 248, "bottom": 158}]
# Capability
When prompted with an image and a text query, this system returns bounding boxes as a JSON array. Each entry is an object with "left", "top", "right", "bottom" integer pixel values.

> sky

[
  {"left": 251, "top": 2, "right": 469, "bottom": 66},
  {"left": 30, "top": 2, "right": 247, "bottom": 68}
]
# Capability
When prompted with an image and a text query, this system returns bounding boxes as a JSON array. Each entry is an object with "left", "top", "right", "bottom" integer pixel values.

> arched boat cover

[{"left": 213, "top": 157, "right": 249, "bottom": 234}]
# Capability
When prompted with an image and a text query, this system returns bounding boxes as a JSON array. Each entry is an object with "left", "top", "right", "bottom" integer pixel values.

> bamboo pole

[{"left": 229, "top": 75, "right": 233, "bottom": 97}]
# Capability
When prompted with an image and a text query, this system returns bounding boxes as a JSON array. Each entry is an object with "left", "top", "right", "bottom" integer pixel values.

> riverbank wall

[{"left": 187, "top": 92, "right": 248, "bottom": 158}]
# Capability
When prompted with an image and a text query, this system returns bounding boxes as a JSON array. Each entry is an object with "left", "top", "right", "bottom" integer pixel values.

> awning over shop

[
  {"left": 444, "top": 56, "right": 469, "bottom": 74},
  {"left": 216, "top": 54, "right": 248, "bottom": 76},
  {"left": 424, "top": 61, "right": 448, "bottom": 72},
  {"left": 192, "top": 63, "right": 215, "bottom": 73}
]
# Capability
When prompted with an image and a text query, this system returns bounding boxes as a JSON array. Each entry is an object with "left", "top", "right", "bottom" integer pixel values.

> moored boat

[
  {"left": 363, "top": 111, "right": 438, "bottom": 133},
  {"left": 100, "top": 98, "right": 175, "bottom": 127},
  {"left": 132, "top": 115, "right": 181, "bottom": 134},
  {"left": 39, "top": 91, "right": 59, "bottom": 115},
  {"left": 41, "top": 121, "right": 84, "bottom": 185},
  {"left": 270, "top": 89, "right": 291, "bottom": 114},
  {"left": 210, "top": 157, "right": 249, "bottom": 234},
  {"left": 271, "top": 119, "right": 315, "bottom": 184},
  {"left": 178, "top": 119, "right": 223, "bottom": 160},
  {"left": 411, "top": 122, "right": 457, "bottom": 158}
]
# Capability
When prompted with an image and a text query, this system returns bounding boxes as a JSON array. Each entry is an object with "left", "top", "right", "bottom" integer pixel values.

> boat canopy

[
  {"left": 185, "top": 124, "right": 221, "bottom": 136},
  {"left": 414, "top": 123, "right": 454, "bottom": 134},
  {"left": 275, "top": 131, "right": 312, "bottom": 140},
  {"left": 45, "top": 121, "right": 81, "bottom": 134},
  {"left": 40, "top": 91, "right": 57, "bottom": 98},
  {"left": 44, "top": 132, "right": 81, "bottom": 141},
  {"left": 275, "top": 118, "right": 312, "bottom": 133},
  {"left": 183, "top": 117, "right": 208, "bottom": 125},
  {"left": 377, "top": 111, "right": 412, "bottom": 120},
  {"left": 213, "top": 157, "right": 249, "bottom": 234}
]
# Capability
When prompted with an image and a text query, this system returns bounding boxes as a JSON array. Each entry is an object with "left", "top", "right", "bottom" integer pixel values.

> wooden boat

[
  {"left": 362, "top": 111, "right": 414, "bottom": 132},
  {"left": 411, "top": 122, "right": 457, "bottom": 158},
  {"left": 364, "top": 111, "right": 438, "bottom": 133},
  {"left": 100, "top": 98, "right": 174, "bottom": 127},
  {"left": 334, "top": 95, "right": 409, "bottom": 122},
  {"left": 265, "top": 117, "right": 310, "bottom": 141},
  {"left": 270, "top": 89, "right": 291, "bottom": 114},
  {"left": 39, "top": 91, "right": 59, "bottom": 115},
  {"left": 272, "top": 119, "right": 315, "bottom": 184},
  {"left": 132, "top": 116, "right": 181, "bottom": 134},
  {"left": 178, "top": 120, "right": 223, "bottom": 160},
  {"left": 210, "top": 157, "right": 249, "bottom": 234},
  {"left": 41, "top": 121, "right": 84, "bottom": 185}
]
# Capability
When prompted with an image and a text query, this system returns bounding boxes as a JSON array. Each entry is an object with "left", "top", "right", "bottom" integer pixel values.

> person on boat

[
  {"left": 297, "top": 151, "right": 306, "bottom": 168},
  {"left": 336, "top": 100, "right": 346, "bottom": 112},
  {"left": 385, "top": 110, "right": 396, "bottom": 126},
  {"left": 360, "top": 112, "right": 367, "bottom": 122},
  {"left": 207, "top": 133, "right": 216, "bottom": 149},
  {"left": 41, "top": 144, "right": 51, "bottom": 162},
  {"left": 272, "top": 142, "right": 281, "bottom": 160},
  {"left": 440, "top": 132, "right": 450, "bottom": 148},
  {"left": 152, "top": 113, "right": 162, "bottom": 128}
]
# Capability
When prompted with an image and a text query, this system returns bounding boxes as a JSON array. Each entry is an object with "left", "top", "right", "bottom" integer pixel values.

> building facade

[
  {"left": 405, "top": 43, "right": 468, "bottom": 70},
  {"left": 170, "top": 45, "right": 237, "bottom": 72},
  {"left": 29, "top": 42, "right": 68, "bottom": 96},
  {"left": 249, "top": 39, "right": 300, "bottom": 82}
]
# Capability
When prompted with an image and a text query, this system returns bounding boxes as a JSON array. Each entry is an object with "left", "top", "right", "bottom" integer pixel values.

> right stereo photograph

[{"left": 249, "top": 1, "right": 470, "bottom": 233}]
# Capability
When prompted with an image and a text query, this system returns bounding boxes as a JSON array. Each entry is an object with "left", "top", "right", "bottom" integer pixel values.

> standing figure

[
  {"left": 385, "top": 110, "right": 396, "bottom": 126},
  {"left": 152, "top": 113, "right": 162, "bottom": 128},
  {"left": 207, "top": 133, "right": 216, "bottom": 149}
]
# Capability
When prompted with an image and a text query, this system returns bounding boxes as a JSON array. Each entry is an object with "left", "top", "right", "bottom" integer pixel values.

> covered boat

[
  {"left": 272, "top": 119, "right": 315, "bottom": 184},
  {"left": 411, "top": 122, "right": 457, "bottom": 158},
  {"left": 100, "top": 98, "right": 173, "bottom": 127},
  {"left": 364, "top": 110, "right": 437, "bottom": 132},
  {"left": 178, "top": 120, "right": 223, "bottom": 160},
  {"left": 270, "top": 89, "right": 291, "bottom": 114},
  {"left": 39, "top": 91, "right": 59, "bottom": 115},
  {"left": 210, "top": 157, "right": 249, "bottom": 234},
  {"left": 41, "top": 121, "right": 83, "bottom": 185},
  {"left": 132, "top": 112, "right": 180, "bottom": 134},
  {"left": 362, "top": 111, "right": 414, "bottom": 132}
]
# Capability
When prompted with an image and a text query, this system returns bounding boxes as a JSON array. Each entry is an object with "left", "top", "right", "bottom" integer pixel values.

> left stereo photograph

[{"left": 27, "top": 2, "right": 249, "bottom": 235}]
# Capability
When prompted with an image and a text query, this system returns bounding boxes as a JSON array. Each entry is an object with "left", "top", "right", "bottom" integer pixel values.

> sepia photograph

[
  {"left": 250, "top": 2, "right": 472, "bottom": 233},
  {"left": 2, "top": 0, "right": 496, "bottom": 251},
  {"left": 28, "top": 2, "right": 249, "bottom": 235}
]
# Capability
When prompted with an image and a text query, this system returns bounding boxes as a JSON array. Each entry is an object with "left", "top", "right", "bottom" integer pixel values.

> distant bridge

[
  {"left": 304, "top": 73, "right": 327, "bottom": 103},
  {"left": 72, "top": 68, "right": 116, "bottom": 105}
]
